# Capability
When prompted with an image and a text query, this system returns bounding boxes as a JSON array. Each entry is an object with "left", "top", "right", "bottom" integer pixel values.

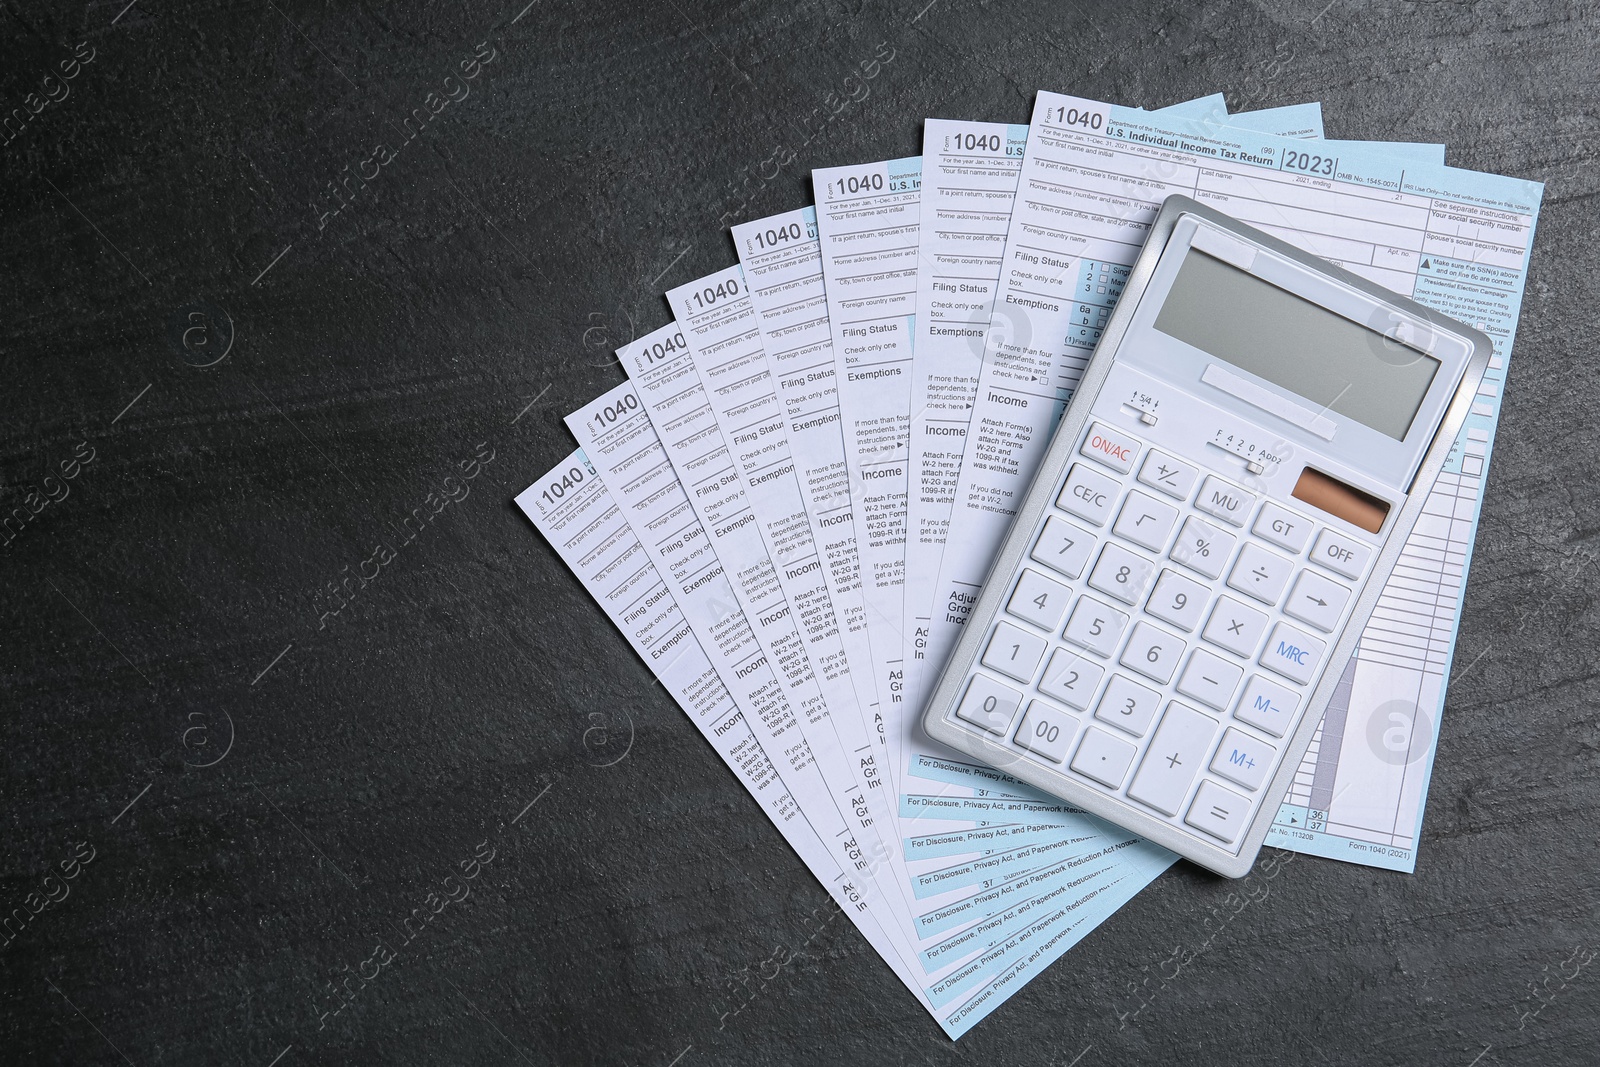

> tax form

[
  {"left": 903, "top": 101, "right": 1332, "bottom": 728},
  {"left": 568, "top": 371, "right": 1169, "bottom": 1037},
  {"left": 516, "top": 449, "right": 933, "bottom": 1013},
  {"left": 811, "top": 155, "right": 923, "bottom": 784},
  {"left": 931, "top": 91, "right": 1540, "bottom": 871}
]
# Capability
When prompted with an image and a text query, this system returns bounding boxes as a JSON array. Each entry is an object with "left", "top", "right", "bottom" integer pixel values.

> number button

[
  {"left": 1093, "top": 674, "right": 1161, "bottom": 737},
  {"left": 1185, "top": 780, "right": 1251, "bottom": 844},
  {"left": 953, "top": 674, "right": 1023, "bottom": 735},
  {"left": 1079, "top": 422, "right": 1139, "bottom": 474},
  {"left": 1038, "top": 648, "right": 1104, "bottom": 710},
  {"left": 1226, "top": 542, "right": 1294, "bottom": 605},
  {"left": 1126, "top": 702, "right": 1218, "bottom": 815},
  {"left": 1118, "top": 621, "right": 1185, "bottom": 684},
  {"left": 1311, "top": 528, "right": 1371, "bottom": 580},
  {"left": 1013, "top": 701, "right": 1077, "bottom": 763},
  {"left": 1087, "top": 542, "right": 1156, "bottom": 605},
  {"left": 1058, "top": 463, "right": 1120, "bottom": 526},
  {"left": 1209, "top": 727, "right": 1276, "bottom": 791},
  {"left": 1283, "top": 570, "right": 1350, "bottom": 633},
  {"left": 1201, "top": 596, "right": 1269, "bottom": 658},
  {"left": 1137, "top": 450, "right": 1199, "bottom": 499},
  {"left": 1145, "top": 569, "right": 1208, "bottom": 632},
  {"left": 1031, "top": 515, "right": 1096, "bottom": 579},
  {"left": 981, "top": 621, "right": 1047, "bottom": 683},
  {"left": 1070, "top": 727, "right": 1139, "bottom": 789},
  {"left": 1253, "top": 502, "right": 1312, "bottom": 553},
  {"left": 1175, "top": 648, "right": 1244, "bottom": 711},
  {"left": 1111, "top": 491, "right": 1179, "bottom": 551},
  {"left": 1260, "top": 622, "right": 1327, "bottom": 685},
  {"left": 1194, "top": 475, "right": 1255, "bottom": 526},
  {"left": 1064, "top": 596, "right": 1130, "bottom": 658},
  {"left": 1170, "top": 517, "right": 1235, "bottom": 580},
  {"left": 1007, "top": 569, "right": 1072, "bottom": 632},
  {"left": 1233, "top": 674, "right": 1301, "bottom": 738}
]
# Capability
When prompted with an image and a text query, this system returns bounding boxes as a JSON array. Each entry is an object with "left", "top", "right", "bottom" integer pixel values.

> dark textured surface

[{"left": 2, "top": 0, "right": 1596, "bottom": 1063}]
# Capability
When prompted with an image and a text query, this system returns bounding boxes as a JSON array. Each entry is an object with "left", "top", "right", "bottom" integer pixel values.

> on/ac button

[{"left": 1079, "top": 422, "right": 1139, "bottom": 474}]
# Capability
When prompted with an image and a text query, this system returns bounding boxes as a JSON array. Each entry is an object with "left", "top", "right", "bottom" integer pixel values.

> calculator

[{"left": 921, "top": 195, "right": 1491, "bottom": 877}]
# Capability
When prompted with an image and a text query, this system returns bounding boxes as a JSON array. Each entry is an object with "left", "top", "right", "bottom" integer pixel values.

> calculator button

[
  {"left": 1013, "top": 701, "right": 1077, "bottom": 763},
  {"left": 1111, "top": 491, "right": 1179, "bottom": 551},
  {"left": 1145, "top": 569, "right": 1208, "bottom": 632},
  {"left": 1007, "top": 569, "right": 1073, "bottom": 632},
  {"left": 1283, "top": 570, "right": 1351, "bottom": 633},
  {"left": 1038, "top": 648, "right": 1104, "bottom": 710},
  {"left": 1126, "top": 702, "right": 1218, "bottom": 816},
  {"left": 1079, "top": 422, "right": 1140, "bottom": 474},
  {"left": 1088, "top": 542, "right": 1157, "bottom": 605},
  {"left": 1032, "top": 515, "right": 1097, "bottom": 579},
  {"left": 1058, "top": 463, "right": 1120, "bottom": 526},
  {"left": 1170, "top": 517, "right": 1235, "bottom": 580},
  {"left": 1260, "top": 623, "right": 1327, "bottom": 685},
  {"left": 1201, "top": 596, "right": 1269, "bottom": 658},
  {"left": 1209, "top": 728, "right": 1276, "bottom": 791},
  {"left": 1093, "top": 674, "right": 1162, "bottom": 737},
  {"left": 982, "top": 622, "right": 1048, "bottom": 683},
  {"left": 1253, "top": 502, "right": 1313, "bottom": 553},
  {"left": 1233, "top": 674, "right": 1301, "bottom": 738},
  {"left": 1175, "top": 648, "right": 1244, "bottom": 711},
  {"left": 1119, "top": 621, "right": 1185, "bottom": 684},
  {"left": 1070, "top": 727, "right": 1138, "bottom": 789},
  {"left": 954, "top": 674, "right": 1023, "bottom": 735},
  {"left": 1311, "top": 528, "right": 1371, "bottom": 579},
  {"left": 1226, "top": 543, "right": 1294, "bottom": 605},
  {"left": 1137, "top": 450, "right": 1199, "bottom": 500},
  {"left": 1185, "top": 780, "right": 1251, "bottom": 844},
  {"left": 1194, "top": 475, "right": 1255, "bottom": 526},
  {"left": 1064, "top": 597, "right": 1130, "bottom": 658}
]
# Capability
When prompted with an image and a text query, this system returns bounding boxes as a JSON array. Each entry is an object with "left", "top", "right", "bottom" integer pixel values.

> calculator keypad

[{"left": 947, "top": 422, "right": 1375, "bottom": 855}]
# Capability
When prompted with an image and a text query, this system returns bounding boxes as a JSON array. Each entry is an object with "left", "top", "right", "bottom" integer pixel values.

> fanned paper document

[{"left": 515, "top": 87, "right": 1540, "bottom": 1037}]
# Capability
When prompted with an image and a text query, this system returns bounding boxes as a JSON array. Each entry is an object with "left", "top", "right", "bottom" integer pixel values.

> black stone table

[{"left": 3, "top": 1, "right": 1595, "bottom": 1063}]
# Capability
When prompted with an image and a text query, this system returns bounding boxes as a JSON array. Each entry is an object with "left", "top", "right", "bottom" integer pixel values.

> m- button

[{"left": 1079, "top": 422, "right": 1139, "bottom": 474}]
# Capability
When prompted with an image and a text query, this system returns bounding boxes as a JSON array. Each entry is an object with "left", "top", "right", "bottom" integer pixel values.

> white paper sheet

[
  {"left": 928, "top": 91, "right": 1540, "bottom": 872},
  {"left": 516, "top": 449, "right": 932, "bottom": 1013}
]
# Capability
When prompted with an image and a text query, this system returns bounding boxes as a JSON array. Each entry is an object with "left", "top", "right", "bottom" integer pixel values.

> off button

[
  {"left": 1079, "top": 422, "right": 1139, "bottom": 474},
  {"left": 1311, "top": 529, "right": 1371, "bottom": 580}
]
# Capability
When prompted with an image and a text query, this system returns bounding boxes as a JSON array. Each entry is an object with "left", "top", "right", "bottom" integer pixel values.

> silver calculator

[{"left": 921, "top": 195, "right": 1491, "bottom": 877}]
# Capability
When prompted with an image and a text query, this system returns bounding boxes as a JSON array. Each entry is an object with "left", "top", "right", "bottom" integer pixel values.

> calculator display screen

[{"left": 1154, "top": 250, "right": 1440, "bottom": 440}]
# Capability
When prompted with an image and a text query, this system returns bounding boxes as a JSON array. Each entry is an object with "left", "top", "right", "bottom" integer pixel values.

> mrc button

[
  {"left": 1079, "top": 422, "right": 1139, "bottom": 474},
  {"left": 1311, "top": 529, "right": 1371, "bottom": 579}
]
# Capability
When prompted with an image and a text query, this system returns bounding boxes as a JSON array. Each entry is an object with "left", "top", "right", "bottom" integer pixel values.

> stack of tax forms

[{"left": 517, "top": 90, "right": 1542, "bottom": 1036}]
